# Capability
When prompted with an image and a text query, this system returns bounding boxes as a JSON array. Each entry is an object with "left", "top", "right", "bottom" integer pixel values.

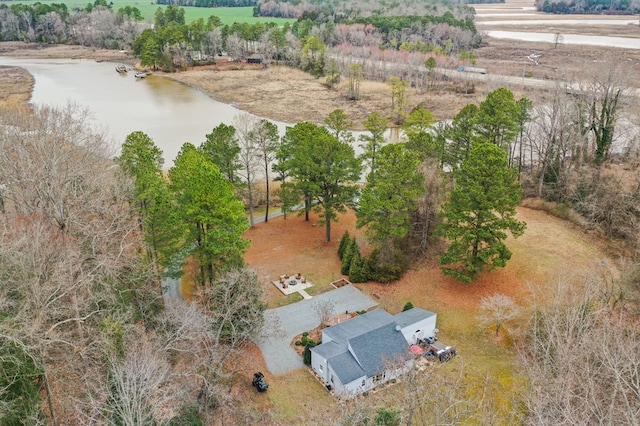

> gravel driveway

[{"left": 255, "top": 284, "right": 377, "bottom": 375}]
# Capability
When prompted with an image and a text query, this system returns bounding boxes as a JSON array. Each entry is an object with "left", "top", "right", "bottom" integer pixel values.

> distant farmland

[{"left": 0, "top": 1, "right": 296, "bottom": 25}]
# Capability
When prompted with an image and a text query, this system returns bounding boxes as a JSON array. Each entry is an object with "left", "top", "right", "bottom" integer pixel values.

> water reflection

[
  {"left": 0, "top": 57, "right": 291, "bottom": 166},
  {"left": 143, "top": 75, "right": 197, "bottom": 104}
]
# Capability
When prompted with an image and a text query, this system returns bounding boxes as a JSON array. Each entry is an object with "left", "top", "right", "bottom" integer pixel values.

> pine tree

[
  {"left": 348, "top": 251, "right": 369, "bottom": 283},
  {"left": 438, "top": 143, "right": 526, "bottom": 283},
  {"left": 341, "top": 237, "right": 359, "bottom": 275},
  {"left": 337, "top": 231, "right": 351, "bottom": 260}
]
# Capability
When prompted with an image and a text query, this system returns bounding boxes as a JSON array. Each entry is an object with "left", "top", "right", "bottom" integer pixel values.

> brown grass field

[{"left": 233, "top": 205, "right": 617, "bottom": 424}]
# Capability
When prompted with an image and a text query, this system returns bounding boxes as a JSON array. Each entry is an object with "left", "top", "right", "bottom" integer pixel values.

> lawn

[
  {"left": 7, "top": 1, "right": 295, "bottom": 26},
  {"left": 242, "top": 205, "right": 616, "bottom": 422}
]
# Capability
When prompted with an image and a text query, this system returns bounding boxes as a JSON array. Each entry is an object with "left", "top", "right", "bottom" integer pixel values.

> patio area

[{"left": 272, "top": 273, "right": 313, "bottom": 299}]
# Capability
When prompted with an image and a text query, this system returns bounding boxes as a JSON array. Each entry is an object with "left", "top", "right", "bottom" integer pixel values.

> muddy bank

[
  {"left": 3, "top": 40, "right": 638, "bottom": 128},
  {"left": 0, "top": 42, "right": 481, "bottom": 128}
]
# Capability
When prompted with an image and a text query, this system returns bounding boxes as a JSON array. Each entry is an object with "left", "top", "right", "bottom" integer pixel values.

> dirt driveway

[{"left": 255, "top": 284, "right": 377, "bottom": 375}]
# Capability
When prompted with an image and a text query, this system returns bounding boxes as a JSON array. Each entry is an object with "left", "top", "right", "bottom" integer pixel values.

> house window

[
  {"left": 361, "top": 379, "right": 366, "bottom": 387},
  {"left": 330, "top": 375, "right": 334, "bottom": 384},
  {"left": 373, "top": 373, "right": 385, "bottom": 383},
  {"left": 319, "top": 364, "right": 323, "bottom": 373}
]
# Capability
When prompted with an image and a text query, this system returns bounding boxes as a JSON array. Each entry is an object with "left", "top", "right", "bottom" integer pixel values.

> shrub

[
  {"left": 168, "top": 404, "right": 203, "bottom": 426},
  {"left": 402, "top": 301, "right": 414, "bottom": 311},
  {"left": 349, "top": 251, "right": 370, "bottom": 283},
  {"left": 367, "top": 248, "right": 409, "bottom": 283},
  {"left": 303, "top": 340, "right": 318, "bottom": 365},
  {"left": 295, "top": 340, "right": 302, "bottom": 346},
  {"left": 337, "top": 231, "right": 351, "bottom": 260},
  {"left": 341, "top": 237, "right": 359, "bottom": 275},
  {"left": 375, "top": 408, "right": 401, "bottom": 426}
]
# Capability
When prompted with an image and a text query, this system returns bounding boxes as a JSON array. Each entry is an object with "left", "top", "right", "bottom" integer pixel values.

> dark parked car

[{"left": 252, "top": 372, "right": 268, "bottom": 392}]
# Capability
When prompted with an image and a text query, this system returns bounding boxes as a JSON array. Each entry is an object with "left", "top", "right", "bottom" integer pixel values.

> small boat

[
  {"left": 115, "top": 64, "right": 127, "bottom": 73},
  {"left": 134, "top": 72, "right": 149, "bottom": 79}
]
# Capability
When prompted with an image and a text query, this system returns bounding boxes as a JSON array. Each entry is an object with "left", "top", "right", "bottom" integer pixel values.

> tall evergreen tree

[
  {"left": 169, "top": 143, "right": 249, "bottom": 286},
  {"left": 337, "top": 230, "right": 351, "bottom": 260},
  {"left": 251, "top": 119, "right": 279, "bottom": 223},
  {"left": 356, "top": 143, "right": 425, "bottom": 247},
  {"left": 444, "top": 103, "right": 478, "bottom": 170},
  {"left": 116, "top": 132, "right": 180, "bottom": 271},
  {"left": 359, "top": 112, "right": 388, "bottom": 175},
  {"left": 324, "top": 109, "right": 354, "bottom": 145},
  {"left": 200, "top": 123, "right": 241, "bottom": 184},
  {"left": 474, "top": 87, "right": 519, "bottom": 151},
  {"left": 437, "top": 143, "right": 526, "bottom": 283},
  {"left": 286, "top": 123, "right": 361, "bottom": 242},
  {"left": 403, "top": 105, "right": 436, "bottom": 161}
]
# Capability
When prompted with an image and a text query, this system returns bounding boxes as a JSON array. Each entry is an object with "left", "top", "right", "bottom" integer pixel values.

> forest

[
  {"left": 254, "top": 0, "right": 482, "bottom": 21},
  {"left": 156, "top": 0, "right": 257, "bottom": 8}
]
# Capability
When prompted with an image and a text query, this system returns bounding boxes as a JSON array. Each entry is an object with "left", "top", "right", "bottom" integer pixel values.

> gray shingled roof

[
  {"left": 322, "top": 309, "right": 394, "bottom": 349},
  {"left": 329, "top": 351, "right": 366, "bottom": 384},
  {"left": 312, "top": 309, "right": 416, "bottom": 386},
  {"left": 310, "top": 340, "right": 343, "bottom": 360},
  {"left": 348, "top": 322, "right": 410, "bottom": 376},
  {"left": 394, "top": 307, "right": 436, "bottom": 328}
]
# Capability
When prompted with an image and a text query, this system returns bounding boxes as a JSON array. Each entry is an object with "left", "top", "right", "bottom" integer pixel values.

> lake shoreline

[
  {"left": 2, "top": 36, "right": 639, "bottom": 128},
  {"left": 0, "top": 41, "right": 482, "bottom": 129}
]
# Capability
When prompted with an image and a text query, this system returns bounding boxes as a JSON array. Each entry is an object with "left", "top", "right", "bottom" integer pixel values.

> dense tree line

[
  {"left": 0, "top": 0, "right": 479, "bottom": 87},
  {"left": 536, "top": 0, "right": 640, "bottom": 13},
  {"left": 128, "top": 6, "right": 478, "bottom": 91},
  {"left": 255, "top": 0, "right": 476, "bottom": 21},
  {"left": 157, "top": 0, "right": 256, "bottom": 7},
  {"left": 0, "top": 104, "right": 265, "bottom": 424},
  {"left": 0, "top": 0, "right": 144, "bottom": 47}
]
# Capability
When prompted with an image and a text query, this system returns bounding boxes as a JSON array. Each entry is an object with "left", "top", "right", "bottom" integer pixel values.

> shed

[{"left": 247, "top": 54, "right": 263, "bottom": 64}]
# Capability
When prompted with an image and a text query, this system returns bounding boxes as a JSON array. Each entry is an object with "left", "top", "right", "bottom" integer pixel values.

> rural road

[{"left": 255, "top": 284, "right": 378, "bottom": 375}]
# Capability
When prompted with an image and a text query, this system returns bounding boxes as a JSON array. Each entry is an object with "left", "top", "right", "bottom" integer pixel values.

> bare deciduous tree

[
  {"left": 156, "top": 267, "right": 265, "bottom": 421},
  {"left": 235, "top": 114, "right": 261, "bottom": 227},
  {"left": 574, "top": 54, "right": 631, "bottom": 166},
  {"left": 477, "top": 294, "right": 521, "bottom": 337},
  {"left": 0, "top": 104, "right": 147, "bottom": 424},
  {"left": 314, "top": 299, "right": 336, "bottom": 327},
  {"left": 518, "top": 274, "right": 640, "bottom": 425},
  {"left": 101, "top": 335, "right": 184, "bottom": 425},
  {"left": 347, "top": 63, "right": 363, "bottom": 101}
]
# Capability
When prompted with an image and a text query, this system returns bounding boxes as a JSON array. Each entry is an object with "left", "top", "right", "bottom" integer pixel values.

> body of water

[
  {"left": 478, "top": 18, "right": 639, "bottom": 25},
  {"left": 2, "top": 17, "right": 637, "bottom": 169},
  {"left": 483, "top": 30, "right": 640, "bottom": 49},
  {"left": 0, "top": 57, "right": 291, "bottom": 166}
]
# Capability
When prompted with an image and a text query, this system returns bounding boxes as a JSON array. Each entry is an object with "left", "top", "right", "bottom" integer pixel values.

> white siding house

[
  {"left": 310, "top": 307, "right": 437, "bottom": 398},
  {"left": 395, "top": 308, "right": 438, "bottom": 344}
]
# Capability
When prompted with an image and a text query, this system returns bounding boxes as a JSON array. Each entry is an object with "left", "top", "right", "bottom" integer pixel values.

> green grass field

[{"left": 3, "top": 0, "right": 296, "bottom": 26}]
